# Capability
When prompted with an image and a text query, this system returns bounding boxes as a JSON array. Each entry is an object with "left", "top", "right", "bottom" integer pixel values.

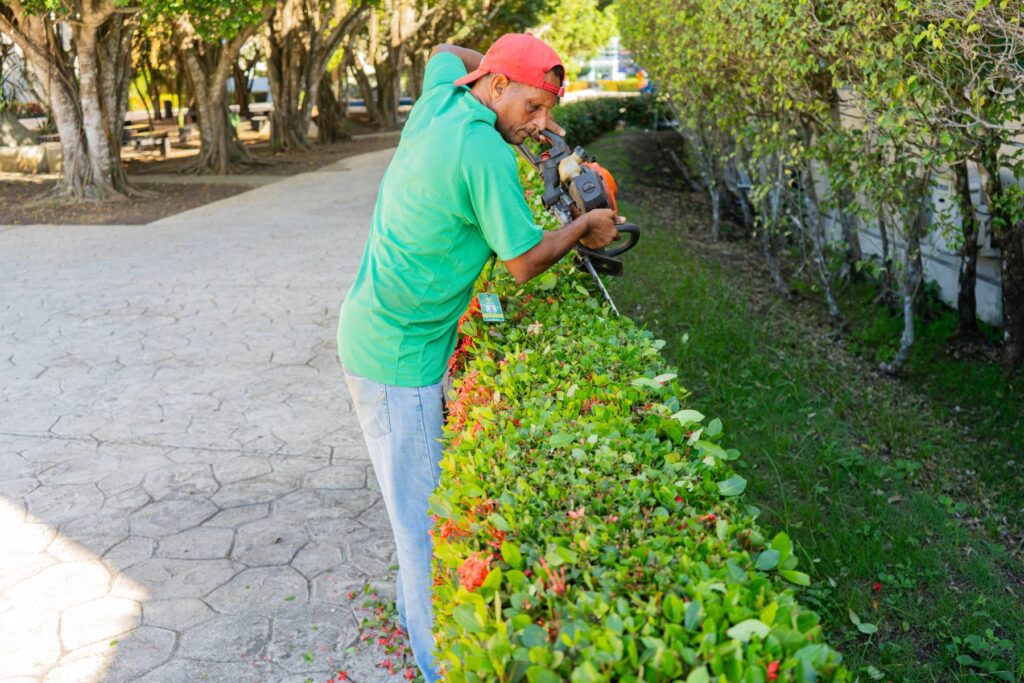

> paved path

[{"left": 0, "top": 148, "right": 410, "bottom": 682}]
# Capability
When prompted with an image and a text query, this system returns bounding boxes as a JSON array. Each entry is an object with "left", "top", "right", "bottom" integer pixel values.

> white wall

[{"left": 815, "top": 89, "right": 1023, "bottom": 328}]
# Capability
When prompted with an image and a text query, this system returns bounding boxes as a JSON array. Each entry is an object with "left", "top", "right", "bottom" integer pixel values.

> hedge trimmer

[{"left": 517, "top": 130, "right": 640, "bottom": 316}]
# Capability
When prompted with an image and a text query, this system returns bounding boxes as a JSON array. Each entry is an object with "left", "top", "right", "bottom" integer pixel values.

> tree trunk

[
  {"left": 409, "top": 48, "right": 425, "bottom": 101},
  {"left": 762, "top": 157, "right": 790, "bottom": 298},
  {"left": 876, "top": 207, "right": 898, "bottom": 310},
  {"left": 830, "top": 89, "right": 863, "bottom": 282},
  {"left": 262, "top": 0, "right": 367, "bottom": 149},
  {"left": 317, "top": 73, "right": 350, "bottom": 143},
  {"left": 96, "top": 12, "right": 141, "bottom": 197},
  {"left": 1, "top": 3, "right": 136, "bottom": 200},
  {"left": 838, "top": 184, "right": 863, "bottom": 282},
  {"left": 351, "top": 62, "right": 383, "bottom": 126},
  {"left": 801, "top": 158, "right": 843, "bottom": 323},
  {"left": 232, "top": 62, "right": 252, "bottom": 118},
  {"left": 980, "top": 144, "right": 1024, "bottom": 375},
  {"left": 175, "top": 16, "right": 257, "bottom": 174},
  {"left": 880, "top": 174, "right": 931, "bottom": 374},
  {"left": 262, "top": 0, "right": 311, "bottom": 150},
  {"left": 374, "top": 50, "right": 402, "bottom": 129},
  {"left": 953, "top": 159, "right": 980, "bottom": 337},
  {"left": 46, "top": 77, "right": 94, "bottom": 198},
  {"left": 681, "top": 126, "right": 720, "bottom": 240}
]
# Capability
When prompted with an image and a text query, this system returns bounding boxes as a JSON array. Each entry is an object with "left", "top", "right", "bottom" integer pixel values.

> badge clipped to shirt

[{"left": 477, "top": 292, "right": 505, "bottom": 323}]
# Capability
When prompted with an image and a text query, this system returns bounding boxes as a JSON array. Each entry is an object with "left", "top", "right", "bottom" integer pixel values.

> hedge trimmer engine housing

[{"left": 517, "top": 130, "right": 640, "bottom": 314}]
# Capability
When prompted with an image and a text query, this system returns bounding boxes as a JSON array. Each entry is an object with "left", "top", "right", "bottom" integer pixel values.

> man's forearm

[
  {"left": 504, "top": 214, "right": 592, "bottom": 284},
  {"left": 429, "top": 44, "right": 483, "bottom": 73}
]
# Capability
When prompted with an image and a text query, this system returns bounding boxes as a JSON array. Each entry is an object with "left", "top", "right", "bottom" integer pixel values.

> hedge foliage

[
  {"left": 551, "top": 96, "right": 660, "bottom": 148},
  {"left": 428, "top": 164, "right": 850, "bottom": 681}
]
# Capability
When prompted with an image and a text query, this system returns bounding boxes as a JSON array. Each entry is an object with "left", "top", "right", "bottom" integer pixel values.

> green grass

[{"left": 585, "top": 129, "right": 1024, "bottom": 682}]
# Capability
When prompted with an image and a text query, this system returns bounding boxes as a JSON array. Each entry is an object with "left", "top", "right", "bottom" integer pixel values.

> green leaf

[
  {"left": 686, "top": 667, "right": 709, "bottom": 683},
  {"left": 756, "top": 549, "right": 780, "bottom": 570},
  {"left": 684, "top": 599, "right": 703, "bottom": 631},
  {"left": 527, "top": 667, "right": 561, "bottom": 683},
  {"left": 858, "top": 622, "right": 879, "bottom": 635},
  {"left": 654, "top": 373, "right": 677, "bottom": 384},
  {"left": 717, "top": 475, "right": 747, "bottom": 497},
  {"left": 706, "top": 417, "right": 723, "bottom": 437},
  {"left": 726, "top": 619, "right": 770, "bottom": 642},
  {"left": 663, "top": 593, "right": 685, "bottom": 623},
  {"left": 779, "top": 570, "right": 810, "bottom": 586},
  {"left": 489, "top": 513, "right": 511, "bottom": 531},
  {"left": 453, "top": 603, "right": 484, "bottom": 634},
  {"left": 521, "top": 623, "right": 548, "bottom": 648},
  {"left": 671, "top": 409, "right": 705, "bottom": 425},
  {"left": 548, "top": 433, "right": 575, "bottom": 448},
  {"left": 501, "top": 541, "right": 523, "bottom": 569},
  {"left": 538, "top": 273, "right": 558, "bottom": 291}
]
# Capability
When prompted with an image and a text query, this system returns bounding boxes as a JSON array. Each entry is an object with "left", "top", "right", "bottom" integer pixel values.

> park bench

[
  {"left": 249, "top": 114, "right": 270, "bottom": 135},
  {"left": 121, "top": 122, "right": 153, "bottom": 145},
  {"left": 130, "top": 129, "right": 171, "bottom": 157}
]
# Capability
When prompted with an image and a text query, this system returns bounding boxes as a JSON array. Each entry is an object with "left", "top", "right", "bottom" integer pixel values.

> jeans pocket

[{"left": 345, "top": 372, "right": 392, "bottom": 439}]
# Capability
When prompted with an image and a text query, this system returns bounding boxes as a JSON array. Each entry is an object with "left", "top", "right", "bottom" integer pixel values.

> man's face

[{"left": 488, "top": 71, "right": 561, "bottom": 145}]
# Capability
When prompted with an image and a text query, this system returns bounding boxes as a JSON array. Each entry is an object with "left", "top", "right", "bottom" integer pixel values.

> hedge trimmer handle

[{"left": 603, "top": 222, "right": 640, "bottom": 258}]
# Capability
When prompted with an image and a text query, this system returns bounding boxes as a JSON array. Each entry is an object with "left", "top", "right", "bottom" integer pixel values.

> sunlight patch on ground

[{"left": 0, "top": 497, "right": 146, "bottom": 681}]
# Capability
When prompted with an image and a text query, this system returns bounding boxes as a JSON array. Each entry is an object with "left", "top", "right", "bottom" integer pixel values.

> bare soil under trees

[{"left": 0, "top": 125, "right": 399, "bottom": 226}]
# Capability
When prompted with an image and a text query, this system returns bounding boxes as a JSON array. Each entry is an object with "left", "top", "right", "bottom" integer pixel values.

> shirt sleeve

[
  {"left": 423, "top": 52, "right": 467, "bottom": 92},
  {"left": 461, "top": 128, "right": 545, "bottom": 262}
]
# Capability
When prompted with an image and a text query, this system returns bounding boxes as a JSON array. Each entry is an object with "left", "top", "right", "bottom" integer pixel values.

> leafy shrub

[
  {"left": 552, "top": 96, "right": 658, "bottom": 147},
  {"left": 429, "top": 167, "right": 850, "bottom": 682}
]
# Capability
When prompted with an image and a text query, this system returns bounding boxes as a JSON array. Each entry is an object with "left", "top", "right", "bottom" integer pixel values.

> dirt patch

[
  {"left": 123, "top": 130, "right": 401, "bottom": 176},
  {"left": 0, "top": 180, "right": 253, "bottom": 226},
  {"left": 1, "top": 130, "right": 400, "bottom": 226}
]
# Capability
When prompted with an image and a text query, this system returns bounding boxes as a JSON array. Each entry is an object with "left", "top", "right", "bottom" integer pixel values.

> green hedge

[
  {"left": 429, "top": 166, "right": 849, "bottom": 682},
  {"left": 552, "top": 96, "right": 660, "bottom": 148}
]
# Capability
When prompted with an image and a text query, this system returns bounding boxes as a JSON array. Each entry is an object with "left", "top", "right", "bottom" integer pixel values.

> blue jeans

[{"left": 342, "top": 366, "right": 444, "bottom": 682}]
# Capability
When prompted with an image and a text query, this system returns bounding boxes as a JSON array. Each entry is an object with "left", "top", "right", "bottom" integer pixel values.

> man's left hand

[{"left": 535, "top": 117, "right": 566, "bottom": 144}]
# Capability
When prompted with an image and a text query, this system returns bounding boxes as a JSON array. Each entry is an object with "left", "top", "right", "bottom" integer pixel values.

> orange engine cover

[{"left": 584, "top": 162, "right": 619, "bottom": 214}]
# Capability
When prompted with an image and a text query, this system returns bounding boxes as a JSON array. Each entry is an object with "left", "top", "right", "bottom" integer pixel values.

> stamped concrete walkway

[{"left": 0, "top": 148, "right": 410, "bottom": 682}]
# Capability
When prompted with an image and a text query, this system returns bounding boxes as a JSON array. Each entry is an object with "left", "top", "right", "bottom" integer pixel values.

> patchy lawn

[{"left": 590, "top": 128, "right": 1024, "bottom": 682}]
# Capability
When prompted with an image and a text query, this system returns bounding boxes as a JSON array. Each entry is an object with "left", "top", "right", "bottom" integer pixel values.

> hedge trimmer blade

[{"left": 581, "top": 255, "right": 620, "bottom": 315}]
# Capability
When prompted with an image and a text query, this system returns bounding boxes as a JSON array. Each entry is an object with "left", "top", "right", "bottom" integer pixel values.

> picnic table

[
  {"left": 130, "top": 129, "right": 171, "bottom": 157},
  {"left": 121, "top": 122, "right": 153, "bottom": 144}
]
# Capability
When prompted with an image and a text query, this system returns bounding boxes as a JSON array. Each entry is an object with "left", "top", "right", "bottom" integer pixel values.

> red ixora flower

[
  {"left": 767, "top": 660, "right": 780, "bottom": 681},
  {"left": 458, "top": 552, "right": 491, "bottom": 591},
  {"left": 873, "top": 581, "right": 882, "bottom": 592}
]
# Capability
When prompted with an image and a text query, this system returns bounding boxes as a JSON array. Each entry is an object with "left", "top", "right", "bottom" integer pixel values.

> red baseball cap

[{"left": 454, "top": 33, "right": 565, "bottom": 98}]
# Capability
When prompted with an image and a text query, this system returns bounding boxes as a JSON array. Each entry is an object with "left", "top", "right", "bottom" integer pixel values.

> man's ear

[{"left": 489, "top": 74, "right": 510, "bottom": 100}]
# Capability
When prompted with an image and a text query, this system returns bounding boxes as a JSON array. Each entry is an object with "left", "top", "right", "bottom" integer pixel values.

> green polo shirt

[{"left": 337, "top": 52, "right": 544, "bottom": 387}]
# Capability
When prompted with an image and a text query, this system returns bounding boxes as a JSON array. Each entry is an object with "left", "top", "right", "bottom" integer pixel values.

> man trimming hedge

[{"left": 337, "top": 33, "right": 623, "bottom": 680}]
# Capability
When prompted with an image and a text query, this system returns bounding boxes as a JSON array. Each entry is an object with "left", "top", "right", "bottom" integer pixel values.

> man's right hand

[{"left": 579, "top": 209, "right": 626, "bottom": 250}]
